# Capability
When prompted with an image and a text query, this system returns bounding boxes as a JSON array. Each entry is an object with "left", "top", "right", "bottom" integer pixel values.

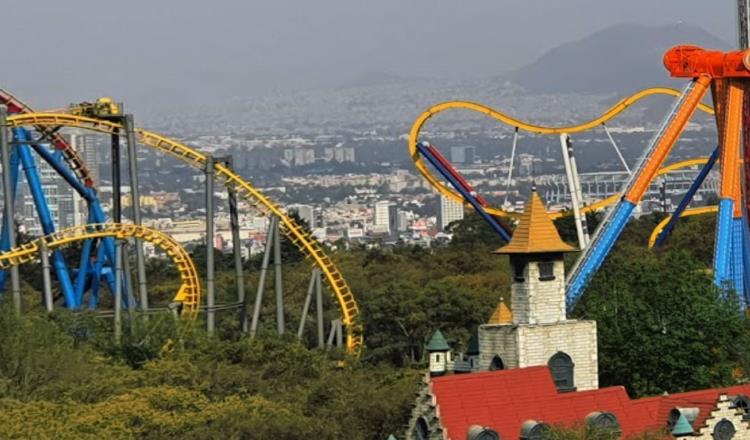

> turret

[{"left": 426, "top": 329, "right": 451, "bottom": 376}]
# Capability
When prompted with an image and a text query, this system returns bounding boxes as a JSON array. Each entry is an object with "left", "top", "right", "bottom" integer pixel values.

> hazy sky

[{"left": 1, "top": 0, "right": 736, "bottom": 111}]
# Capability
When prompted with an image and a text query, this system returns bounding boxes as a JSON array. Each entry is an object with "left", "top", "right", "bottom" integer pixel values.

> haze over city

[
  {"left": 4, "top": 2, "right": 750, "bottom": 438},
  {"left": 3, "top": 0, "right": 735, "bottom": 112}
]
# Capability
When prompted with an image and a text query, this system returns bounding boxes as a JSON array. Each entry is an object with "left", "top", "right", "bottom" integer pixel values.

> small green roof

[
  {"left": 671, "top": 414, "right": 693, "bottom": 436},
  {"left": 426, "top": 329, "right": 450, "bottom": 352},
  {"left": 387, "top": 435, "right": 398, "bottom": 440}
]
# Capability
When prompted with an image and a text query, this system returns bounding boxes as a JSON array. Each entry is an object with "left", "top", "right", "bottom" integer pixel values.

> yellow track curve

[
  {"left": 0, "top": 87, "right": 96, "bottom": 187},
  {"left": 408, "top": 87, "right": 716, "bottom": 219},
  {"left": 6, "top": 113, "right": 363, "bottom": 355},
  {"left": 647, "top": 206, "right": 718, "bottom": 249},
  {"left": 0, "top": 223, "right": 201, "bottom": 319}
]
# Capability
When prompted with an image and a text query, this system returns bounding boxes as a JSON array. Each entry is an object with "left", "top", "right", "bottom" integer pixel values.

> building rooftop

[
  {"left": 487, "top": 298, "right": 512, "bottom": 324},
  {"left": 495, "top": 189, "right": 576, "bottom": 254},
  {"left": 428, "top": 366, "right": 750, "bottom": 439},
  {"left": 426, "top": 329, "right": 450, "bottom": 352}
]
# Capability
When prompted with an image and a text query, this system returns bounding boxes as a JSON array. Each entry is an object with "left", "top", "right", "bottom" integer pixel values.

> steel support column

[
  {"left": 114, "top": 241, "right": 123, "bottom": 344},
  {"left": 40, "top": 240, "right": 53, "bottom": 312},
  {"left": 0, "top": 105, "right": 20, "bottom": 313},
  {"left": 250, "top": 216, "right": 277, "bottom": 338},
  {"left": 124, "top": 114, "right": 148, "bottom": 311},
  {"left": 205, "top": 155, "right": 215, "bottom": 335},
  {"left": 274, "top": 216, "right": 284, "bottom": 334},
  {"left": 315, "top": 269, "right": 324, "bottom": 348}
]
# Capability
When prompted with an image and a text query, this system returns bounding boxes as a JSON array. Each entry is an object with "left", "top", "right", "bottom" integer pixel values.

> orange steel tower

[{"left": 566, "top": 46, "right": 750, "bottom": 309}]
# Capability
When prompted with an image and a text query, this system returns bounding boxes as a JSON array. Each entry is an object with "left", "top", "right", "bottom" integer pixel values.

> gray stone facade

[
  {"left": 405, "top": 374, "right": 445, "bottom": 440},
  {"left": 511, "top": 259, "right": 566, "bottom": 325},
  {"left": 478, "top": 320, "right": 598, "bottom": 391},
  {"left": 478, "top": 254, "right": 599, "bottom": 391}
]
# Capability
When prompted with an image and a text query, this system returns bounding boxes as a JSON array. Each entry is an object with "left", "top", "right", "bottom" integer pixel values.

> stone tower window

[
  {"left": 538, "top": 261, "right": 555, "bottom": 281},
  {"left": 548, "top": 352, "right": 576, "bottom": 392},
  {"left": 713, "top": 419, "right": 736, "bottom": 440},
  {"left": 513, "top": 261, "right": 526, "bottom": 282},
  {"left": 414, "top": 417, "right": 429, "bottom": 440},
  {"left": 489, "top": 355, "right": 505, "bottom": 371}
]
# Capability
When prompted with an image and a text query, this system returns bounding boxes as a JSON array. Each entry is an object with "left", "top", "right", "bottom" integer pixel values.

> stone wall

[
  {"left": 478, "top": 320, "right": 598, "bottom": 391},
  {"left": 404, "top": 374, "right": 446, "bottom": 440},
  {"left": 518, "top": 320, "right": 598, "bottom": 391},
  {"left": 511, "top": 259, "right": 566, "bottom": 325},
  {"left": 477, "top": 324, "right": 518, "bottom": 371}
]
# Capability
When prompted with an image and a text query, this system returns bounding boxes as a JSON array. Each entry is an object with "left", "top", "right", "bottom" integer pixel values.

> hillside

[{"left": 509, "top": 23, "right": 730, "bottom": 94}]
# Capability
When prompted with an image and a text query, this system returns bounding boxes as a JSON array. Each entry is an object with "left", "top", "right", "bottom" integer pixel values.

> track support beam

[
  {"left": 205, "top": 155, "right": 215, "bottom": 335},
  {"left": 40, "top": 240, "right": 53, "bottom": 312},
  {"left": 124, "top": 114, "right": 148, "bottom": 312},
  {"left": 249, "top": 216, "right": 277, "bottom": 339},
  {"left": 0, "top": 105, "right": 20, "bottom": 313},
  {"left": 274, "top": 216, "right": 284, "bottom": 334}
]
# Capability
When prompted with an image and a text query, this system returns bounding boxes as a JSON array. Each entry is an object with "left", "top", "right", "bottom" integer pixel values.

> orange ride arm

[{"left": 625, "top": 76, "right": 712, "bottom": 203}]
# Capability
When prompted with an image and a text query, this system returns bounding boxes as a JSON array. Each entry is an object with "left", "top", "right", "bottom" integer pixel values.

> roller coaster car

[{"left": 69, "top": 97, "right": 121, "bottom": 118}]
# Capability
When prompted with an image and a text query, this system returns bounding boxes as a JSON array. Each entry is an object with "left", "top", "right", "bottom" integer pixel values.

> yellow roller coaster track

[
  {"left": 0, "top": 223, "right": 200, "bottom": 319},
  {"left": 647, "top": 206, "right": 719, "bottom": 249},
  {"left": 0, "top": 87, "right": 96, "bottom": 188},
  {"left": 6, "top": 113, "right": 363, "bottom": 356},
  {"left": 408, "top": 87, "right": 716, "bottom": 219}
]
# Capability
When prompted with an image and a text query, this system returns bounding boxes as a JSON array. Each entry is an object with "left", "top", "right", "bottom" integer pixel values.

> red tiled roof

[{"left": 429, "top": 367, "right": 750, "bottom": 439}]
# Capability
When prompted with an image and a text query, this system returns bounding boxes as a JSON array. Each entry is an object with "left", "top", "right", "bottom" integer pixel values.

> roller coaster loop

[
  {"left": 5, "top": 113, "right": 363, "bottom": 355},
  {"left": 0, "top": 223, "right": 200, "bottom": 319}
]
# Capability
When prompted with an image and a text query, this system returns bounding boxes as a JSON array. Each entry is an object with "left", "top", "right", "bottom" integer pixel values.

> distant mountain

[{"left": 509, "top": 23, "right": 731, "bottom": 94}]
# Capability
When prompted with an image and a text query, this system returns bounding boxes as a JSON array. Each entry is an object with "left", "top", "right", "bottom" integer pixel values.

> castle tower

[
  {"left": 426, "top": 329, "right": 451, "bottom": 377},
  {"left": 478, "top": 189, "right": 598, "bottom": 391}
]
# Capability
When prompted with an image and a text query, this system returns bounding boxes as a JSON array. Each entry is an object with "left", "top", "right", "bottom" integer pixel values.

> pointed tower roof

[
  {"left": 671, "top": 414, "right": 693, "bottom": 436},
  {"left": 426, "top": 329, "right": 450, "bottom": 352},
  {"left": 495, "top": 189, "right": 575, "bottom": 254},
  {"left": 488, "top": 298, "right": 513, "bottom": 324}
]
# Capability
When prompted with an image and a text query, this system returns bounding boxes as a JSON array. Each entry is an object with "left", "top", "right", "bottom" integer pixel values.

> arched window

[
  {"left": 586, "top": 412, "right": 621, "bottom": 437},
  {"left": 548, "top": 352, "right": 575, "bottom": 392},
  {"left": 489, "top": 355, "right": 505, "bottom": 371},
  {"left": 467, "top": 425, "right": 500, "bottom": 440},
  {"left": 414, "top": 417, "right": 429, "bottom": 440},
  {"left": 713, "top": 419, "right": 736, "bottom": 440},
  {"left": 586, "top": 412, "right": 619, "bottom": 428},
  {"left": 520, "top": 420, "right": 551, "bottom": 440}
]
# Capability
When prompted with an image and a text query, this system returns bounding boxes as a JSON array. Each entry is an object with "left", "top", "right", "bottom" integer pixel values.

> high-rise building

[
  {"left": 397, "top": 210, "right": 411, "bottom": 232},
  {"left": 69, "top": 133, "right": 102, "bottom": 226},
  {"left": 288, "top": 204, "right": 316, "bottom": 229},
  {"left": 438, "top": 195, "right": 464, "bottom": 231},
  {"left": 450, "top": 146, "right": 476, "bottom": 164},
  {"left": 374, "top": 201, "right": 398, "bottom": 235},
  {"left": 17, "top": 144, "right": 75, "bottom": 235}
]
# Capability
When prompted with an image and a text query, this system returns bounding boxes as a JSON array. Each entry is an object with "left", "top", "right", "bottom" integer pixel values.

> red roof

[{"left": 429, "top": 367, "right": 750, "bottom": 439}]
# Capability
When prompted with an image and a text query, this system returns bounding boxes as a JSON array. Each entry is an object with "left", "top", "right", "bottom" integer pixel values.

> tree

[
  {"left": 447, "top": 211, "right": 509, "bottom": 249},
  {"left": 574, "top": 248, "right": 750, "bottom": 397}
]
